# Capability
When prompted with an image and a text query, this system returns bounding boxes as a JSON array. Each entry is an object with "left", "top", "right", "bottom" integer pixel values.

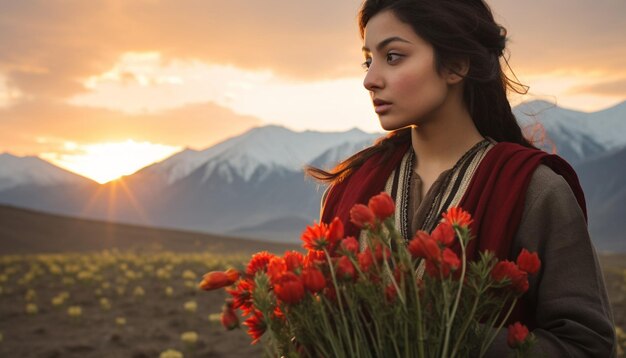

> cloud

[
  {"left": 567, "top": 79, "right": 626, "bottom": 97},
  {"left": 0, "top": 99, "right": 262, "bottom": 155},
  {"left": 0, "top": 0, "right": 364, "bottom": 99},
  {"left": 0, "top": 0, "right": 623, "bottom": 114}
]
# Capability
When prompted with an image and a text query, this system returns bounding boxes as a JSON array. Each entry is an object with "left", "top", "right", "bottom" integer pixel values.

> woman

[{"left": 306, "top": 0, "right": 616, "bottom": 356}]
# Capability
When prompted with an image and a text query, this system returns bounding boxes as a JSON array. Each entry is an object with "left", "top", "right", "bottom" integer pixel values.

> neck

[{"left": 410, "top": 95, "right": 484, "bottom": 173}]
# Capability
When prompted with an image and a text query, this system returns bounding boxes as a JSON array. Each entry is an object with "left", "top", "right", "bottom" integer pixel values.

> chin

[{"left": 378, "top": 116, "right": 413, "bottom": 131}]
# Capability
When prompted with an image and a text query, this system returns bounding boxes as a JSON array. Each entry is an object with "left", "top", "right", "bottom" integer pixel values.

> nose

[{"left": 363, "top": 63, "right": 383, "bottom": 92}]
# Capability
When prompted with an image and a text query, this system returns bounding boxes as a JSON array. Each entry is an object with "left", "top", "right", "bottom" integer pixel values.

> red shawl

[{"left": 321, "top": 141, "right": 586, "bottom": 254}]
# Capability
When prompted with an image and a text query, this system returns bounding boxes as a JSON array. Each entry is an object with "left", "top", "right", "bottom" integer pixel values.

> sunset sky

[{"left": 1, "top": 0, "right": 625, "bottom": 183}]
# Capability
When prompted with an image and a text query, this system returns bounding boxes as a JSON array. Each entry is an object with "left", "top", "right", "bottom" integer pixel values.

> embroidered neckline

[{"left": 402, "top": 139, "right": 491, "bottom": 239}]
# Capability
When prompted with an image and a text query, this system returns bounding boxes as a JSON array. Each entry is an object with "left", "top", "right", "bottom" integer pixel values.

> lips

[
  {"left": 373, "top": 98, "right": 391, "bottom": 106},
  {"left": 373, "top": 98, "right": 392, "bottom": 114}
]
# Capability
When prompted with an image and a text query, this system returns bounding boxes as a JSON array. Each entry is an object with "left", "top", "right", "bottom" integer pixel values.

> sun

[{"left": 40, "top": 140, "right": 182, "bottom": 184}]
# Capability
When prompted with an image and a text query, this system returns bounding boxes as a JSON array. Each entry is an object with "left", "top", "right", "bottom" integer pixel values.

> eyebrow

[{"left": 362, "top": 36, "right": 411, "bottom": 53}]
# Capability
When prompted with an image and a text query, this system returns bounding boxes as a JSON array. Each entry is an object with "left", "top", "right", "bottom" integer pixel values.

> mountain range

[{"left": 1, "top": 100, "right": 625, "bottom": 251}]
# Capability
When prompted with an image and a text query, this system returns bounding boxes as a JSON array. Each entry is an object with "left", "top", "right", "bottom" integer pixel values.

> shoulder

[
  {"left": 524, "top": 164, "right": 581, "bottom": 216},
  {"left": 514, "top": 163, "right": 589, "bottom": 255}
]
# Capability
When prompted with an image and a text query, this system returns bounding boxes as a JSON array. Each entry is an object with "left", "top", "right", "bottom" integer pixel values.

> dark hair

[{"left": 306, "top": 0, "right": 535, "bottom": 183}]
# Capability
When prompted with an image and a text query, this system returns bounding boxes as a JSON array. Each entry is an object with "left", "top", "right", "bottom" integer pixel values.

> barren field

[
  {"left": 0, "top": 251, "right": 266, "bottom": 357},
  {"left": 0, "top": 206, "right": 624, "bottom": 357}
]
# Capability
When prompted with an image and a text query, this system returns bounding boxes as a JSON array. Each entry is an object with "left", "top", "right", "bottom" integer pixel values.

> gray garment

[
  {"left": 411, "top": 164, "right": 616, "bottom": 356},
  {"left": 480, "top": 164, "right": 616, "bottom": 357},
  {"left": 322, "top": 162, "right": 616, "bottom": 356}
]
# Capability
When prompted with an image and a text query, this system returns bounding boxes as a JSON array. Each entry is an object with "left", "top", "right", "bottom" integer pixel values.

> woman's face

[{"left": 362, "top": 10, "right": 452, "bottom": 130}]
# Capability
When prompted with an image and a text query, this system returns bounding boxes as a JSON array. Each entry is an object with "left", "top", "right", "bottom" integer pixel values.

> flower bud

[
  {"left": 301, "top": 267, "right": 326, "bottom": 293},
  {"left": 491, "top": 261, "right": 529, "bottom": 294},
  {"left": 336, "top": 256, "right": 356, "bottom": 281},
  {"left": 507, "top": 322, "right": 530, "bottom": 348},
  {"left": 357, "top": 250, "right": 374, "bottom": 272},
  {"left": 199, "top": 271, "right": 237, "bottom": 291},
  {"left": 340, "top": 236, "right": 359, "bottom": 255},
  {"left": 516, "top": 249, "right": 541, "bottom": 275},
  {"left": 408, "top": 231, "right": 441, "bottom": 262},
  {"left": 350, "top": 204, "right": 376, "bottom": 229},
  {"left": 274, "top": 272, "right": 305, "bottom": 304},
  {"left": 431, "top": 222, "right": 455, "bottom": 247},
  {"left": 368, "top": 192, "right": 395, "bottom": 220},
  {"left": 220, "top": 306, "right": 239, "bottom": 330}
]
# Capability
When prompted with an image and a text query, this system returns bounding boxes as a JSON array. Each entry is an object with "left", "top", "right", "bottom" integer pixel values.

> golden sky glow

[
  {"left": 40, "top": 140, "right": 182, "bottom": 184},
  {"left": 0, "top": 0, "right": 624, "bottom": 183}
]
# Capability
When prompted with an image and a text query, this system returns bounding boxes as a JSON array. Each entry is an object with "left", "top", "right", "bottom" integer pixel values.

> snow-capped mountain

[
  {"left": 0, "top": 153, "right": 94, "bottom": 191},
  {"left": 308, "top": 137, "right": 378, "bottom": 170},
  {"left": 133, "top": 125, "right": 380, "bottom": 185},
  {"left": 514, "top": 100, "right": 626, "bottom": 165}
]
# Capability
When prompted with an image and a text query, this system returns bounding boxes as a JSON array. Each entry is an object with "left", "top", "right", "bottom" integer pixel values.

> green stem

[
  {"left": 383, "top": 256, "right": 406, "bottom": 307},
  {"left": 358, "top": 305, "right": 380, "bottom": 357},
  {"left": 404, "top": 315, "right": 410, "bottom": 358},
  {"left": 479, "top": 296, "right": 518, "bottom": 357},
  {"left": 449, "top": 285, "right": 482, "bottom": 357},
  {"left": 411, "top": 259, "right": 426, "bottom": 358},
  {"left": 441, "top": 227, "right": 468, "bottom": 358},
  {"left": 323, "top": 249, "right": 354, "bottom": 356},
  {"left": 318, "top": 298, "right": 342, "bottom": 357},
  {"left": 436, "top": 279, "right": 450, "bottom": 356}
]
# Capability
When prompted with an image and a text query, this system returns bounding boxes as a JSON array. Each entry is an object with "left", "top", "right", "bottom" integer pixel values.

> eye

[
  {"left": 386, "top": 52, "right": 403, "bottom": 64},
  {"left": 361, "top": 58, "right": 372, "bottom": 71}
]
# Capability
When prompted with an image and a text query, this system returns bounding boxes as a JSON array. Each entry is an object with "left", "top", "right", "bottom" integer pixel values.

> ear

[{"left": 443, "top": 57, "right": 469, "bottom": 85}]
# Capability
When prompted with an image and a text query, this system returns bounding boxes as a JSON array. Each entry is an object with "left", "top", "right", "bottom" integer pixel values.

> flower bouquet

[{"left": 200, "top": 192, "right": 539, "bottom": 357}]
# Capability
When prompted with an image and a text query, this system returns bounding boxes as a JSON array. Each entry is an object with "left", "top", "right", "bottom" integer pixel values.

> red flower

[
  {"left": 513, "top": 273, "right": 529, "bottom": 293},
  {"left": 326, "top": 217, "right": 344, "bottom": 249},
  {"left": 491, "top": 261, "right": 514, "bottom": 282},
  {"left": 301, "top": 221, "right": 330, "bottom": 251},
  {"left": 507, "top": 322, "right": 530, "bottom": 348},
  {"left": 431, "top": 221, "right": 456, "bottom": 247},
  {"left": 246, "top": 251, "right": 275, "bottom": 276},
  {"left": 301, "top": 267, "right": 326, "bottom": 293},
  {"left": 516, "top": 249, "right": 541, "bottom": 275},
  {"left": 442, "top": 248, "right": 461, "bottom": 273},
  {"left": 225, "top": 268, "right": 240, "bottom": 282},
  {"left": 273, "top": 272, "right": 305, "bottom": 304},
  {"left": 220, "top": 306, "right": 239, "bottom": 330},
  {"left": 304, "top": 250, "right": 326, "bottom": 267},
  {"left": 226, "top": 278, "right": 254, "bottom": 313},
  {"left": 243, "top": 310, "right": 267, "bottom": 344},
  {"left": 340, "top": 236, "right": 359, "bottom": 255},
  {"left": 368, "top": 192, "right": 395, "bottom": 220},
  {"left": 350, "top": 204, "right": 376, "bottom": 229},
  {"left": 357, "top": 250, "right": 374, "bottom": 272},
  {"left": 336, "top": 255, "right": 356, "bottom": 281},
  {"left": 408, "top": 231, "right": 441, "bottom": 262},
  {"left": 425, "top": 248, "right": 460, "bottom": 278},
  {"left": 442, "top": 207, "right": 473, "bottom": 228},
  {"left": 283, "top": 251, "right": 304, "bottom": 272},
  {"left": 491, "top": 261, "right": 529, "bottom": 294},
  {"left": 267, "top": 257, "right": 287, "bottom": 283},
  {"left": 199, "top": 270, "right": 238, "bottom": 291}
]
